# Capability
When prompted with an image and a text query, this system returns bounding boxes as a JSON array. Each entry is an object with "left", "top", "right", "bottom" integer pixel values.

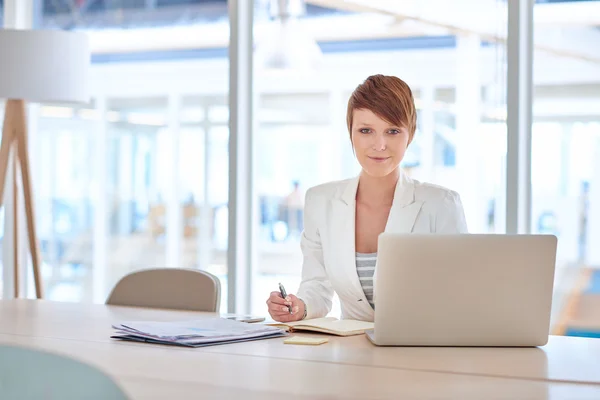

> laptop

[{"left": 366, "top": 234, "right": 557, "bottom": 347}]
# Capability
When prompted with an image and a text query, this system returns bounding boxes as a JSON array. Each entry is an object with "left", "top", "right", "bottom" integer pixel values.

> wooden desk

[{"left": 1, "top": 299, "right": 600, "bottom": 399}]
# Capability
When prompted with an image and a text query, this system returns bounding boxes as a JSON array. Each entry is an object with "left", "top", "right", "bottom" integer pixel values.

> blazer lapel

[
  {"left": 384, "top": 171, "right": 424, "bottom": 234},
  {"left": 331, "top": 177, "right": 371, "bottom": 305},
  {"left": 330, "top": 171, "right": 424, "bottom": 320}
]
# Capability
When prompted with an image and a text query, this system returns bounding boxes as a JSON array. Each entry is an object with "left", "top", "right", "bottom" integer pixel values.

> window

[
  {"left": 24, "top": 0, "right": 230, "bottom": 303},
  {"left": 250, "top": 0, "right": 508, "bottom": 315}
]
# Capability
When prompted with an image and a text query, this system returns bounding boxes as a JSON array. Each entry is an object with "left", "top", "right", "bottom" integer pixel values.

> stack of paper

[{"left": 111, "top": 318, "right": 286, "bottom": 347}]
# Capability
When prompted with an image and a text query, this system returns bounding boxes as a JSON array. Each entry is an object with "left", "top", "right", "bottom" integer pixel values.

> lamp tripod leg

[
  {"left": 0, "top": 101, "right": 16, "bottom": 209},
  {"left": 14, "top": 100, "right": 43, "bottom": 299},
  {"left": 0, "top": 101, "right": 18, "bottom": 297},
  {"left": 13, "top": 141, "right": 19, "bottom": 298}
]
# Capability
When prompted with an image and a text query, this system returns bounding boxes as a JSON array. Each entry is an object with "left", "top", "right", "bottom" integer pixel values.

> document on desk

[{"left": 111, "top": 318, "right": 287, "bottom": 347}]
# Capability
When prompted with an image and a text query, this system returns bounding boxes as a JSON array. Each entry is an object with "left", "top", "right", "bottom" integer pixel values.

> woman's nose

[{"left": 372, "top": 133, "right": 386, "bottom": 151}]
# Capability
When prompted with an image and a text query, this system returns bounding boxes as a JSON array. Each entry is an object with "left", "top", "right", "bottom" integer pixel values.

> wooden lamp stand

[
  {"left": 0, "top": 100, "right": 43, "bottom": 298},
  {"left": 0, "top": 28, "right": 90, "bottom": 299}
]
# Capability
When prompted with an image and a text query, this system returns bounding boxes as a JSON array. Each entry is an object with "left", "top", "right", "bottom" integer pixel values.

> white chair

[
  {"left": 106, "top": 268, "right": 221, "bottom": 312},
  {"left": 0, "top": 344, "right": 129, "bottom": 399}
]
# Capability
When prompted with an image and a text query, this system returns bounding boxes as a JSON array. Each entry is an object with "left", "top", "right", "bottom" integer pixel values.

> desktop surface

[{"left": 1, "top": 300, "right": 599, "bottom": 399}]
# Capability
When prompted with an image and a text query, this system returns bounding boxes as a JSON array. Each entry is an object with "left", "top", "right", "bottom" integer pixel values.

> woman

[{"left": 266, "top": 74, "right": 468, "bottom": 323}]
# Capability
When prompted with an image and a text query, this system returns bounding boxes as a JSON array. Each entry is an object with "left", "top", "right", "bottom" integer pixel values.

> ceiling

[
  {"left": 30, "top": 0, "right": 600, "bottom": 30},
  {"left": 36, "top": 0, "right": 341, "bottom": 29},
  {"left": 1, "top": 0, "right": 598, "bottom": 66}
]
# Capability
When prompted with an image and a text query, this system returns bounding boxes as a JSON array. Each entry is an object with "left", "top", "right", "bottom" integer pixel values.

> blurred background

[{"left": 0, "top": 0, "right": 598, "bottom": 336}]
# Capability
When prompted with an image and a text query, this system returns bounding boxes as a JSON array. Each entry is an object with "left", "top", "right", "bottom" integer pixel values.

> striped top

[{"left": 356, "top": 252, "right": 377, "bottom": 309}]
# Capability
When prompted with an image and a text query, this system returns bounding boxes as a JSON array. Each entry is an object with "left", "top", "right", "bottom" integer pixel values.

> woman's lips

[{"left": 368, "top": 156, "right": 390, "bottom": 163}]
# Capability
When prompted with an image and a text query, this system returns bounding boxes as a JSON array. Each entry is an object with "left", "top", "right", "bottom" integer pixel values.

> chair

[
  {"left": 106, "top": 268, "right": 221, "bottom": 312},
  {"left": 0, "top": 345, "right": 129, "bottom": 400}
]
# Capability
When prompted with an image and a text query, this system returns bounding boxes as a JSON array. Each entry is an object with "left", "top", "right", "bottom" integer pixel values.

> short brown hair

[{"left": 346, "top": 74, "right": 417, "bottom": 143}]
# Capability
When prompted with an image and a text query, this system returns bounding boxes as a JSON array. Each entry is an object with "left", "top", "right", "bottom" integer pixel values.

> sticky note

[{"left": 284, "top": 336, "right": 329, "bottom": 346}]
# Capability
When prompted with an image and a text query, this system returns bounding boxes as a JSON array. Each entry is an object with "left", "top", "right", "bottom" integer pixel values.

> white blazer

[{"left": 296, "top": 171, "right": 468, "bottom": 322}]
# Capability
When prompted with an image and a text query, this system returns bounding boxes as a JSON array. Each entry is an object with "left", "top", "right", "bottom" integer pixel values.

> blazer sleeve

[
  {"left": 296, "top": 188, "right": 334, "bottom": 319},
  {"left": 435, "top": 190, "right": 469, "bottom": 233}
]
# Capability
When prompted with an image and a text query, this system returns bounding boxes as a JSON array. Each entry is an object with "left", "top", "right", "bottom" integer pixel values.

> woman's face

[{"left": 350, "top": 108, "right": 410, "bottom": 178}]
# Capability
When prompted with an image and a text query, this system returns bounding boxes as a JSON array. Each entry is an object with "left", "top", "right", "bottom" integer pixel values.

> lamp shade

[{"left": 0, "top": 29, "right": 90, "bottom": 104}]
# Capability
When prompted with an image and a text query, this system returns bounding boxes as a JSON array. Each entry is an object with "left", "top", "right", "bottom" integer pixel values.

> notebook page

[{"left": 290, "top": 318, "right": 374, "bottom": 334}]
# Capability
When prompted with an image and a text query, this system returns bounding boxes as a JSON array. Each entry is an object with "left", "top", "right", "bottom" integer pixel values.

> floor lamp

[{"left": 0, "top": 29, "right": 90, "bottom": 298}]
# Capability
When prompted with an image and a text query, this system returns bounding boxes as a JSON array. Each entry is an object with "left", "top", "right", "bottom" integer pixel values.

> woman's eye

[
  {"left": 359, "top": 128, "right": 370, "bottom": 134},
  {"left": 389, "top": 129, "right": 400, "bottom": 135}
]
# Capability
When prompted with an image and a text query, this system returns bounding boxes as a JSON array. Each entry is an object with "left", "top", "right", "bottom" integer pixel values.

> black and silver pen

[{"left": 278, "top": 282, "right": 292, "bottom": 314}]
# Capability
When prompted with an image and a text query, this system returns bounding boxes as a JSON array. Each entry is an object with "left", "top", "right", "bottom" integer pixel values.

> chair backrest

[
  {"left": 0, "top": 345, "right": 129, "bottom": 400},
  {"left": 106, "top": 268, "right": 221, "bottom": 312}
]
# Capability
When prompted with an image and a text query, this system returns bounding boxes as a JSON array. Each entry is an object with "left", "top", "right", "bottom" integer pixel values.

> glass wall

[
  {"left": 250, "top": 0, "right": 508, "bottom": 315},
  {"left": 103, "top": 97, "right": 169, "bottom": 301},
  {"left": 22, "top": 0, "right": 230, "bottom": 305},
  {"left": 530, "top": 1, "right": 600, "bottom": 333},
  {"left": 179, "top": 96, "right": 230, "bottom": 312},
  {"left": 33, "top": 106, "right": 96, "bottom": 301},
  {"left": 1, "top": 0, "right": 595, "bottom": 331}
]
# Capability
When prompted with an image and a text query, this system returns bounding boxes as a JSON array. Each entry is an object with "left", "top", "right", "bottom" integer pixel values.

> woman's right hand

[{"left": 266, "top": 291, "right": 305, "bottom": 322}]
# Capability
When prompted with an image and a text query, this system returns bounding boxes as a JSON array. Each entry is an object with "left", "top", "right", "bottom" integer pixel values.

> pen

[{"left": 278, "top": 282, "right": 292, "bottom": 314}]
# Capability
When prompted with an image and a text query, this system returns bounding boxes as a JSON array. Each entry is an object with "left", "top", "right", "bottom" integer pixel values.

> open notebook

[{"left": 267, "top": 317, "right": 374, "bottom": 337}]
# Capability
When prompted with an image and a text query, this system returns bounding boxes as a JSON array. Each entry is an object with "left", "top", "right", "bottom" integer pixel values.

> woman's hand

[{"left": 266, "top": 291, "right": 305, "bottom": 322}]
